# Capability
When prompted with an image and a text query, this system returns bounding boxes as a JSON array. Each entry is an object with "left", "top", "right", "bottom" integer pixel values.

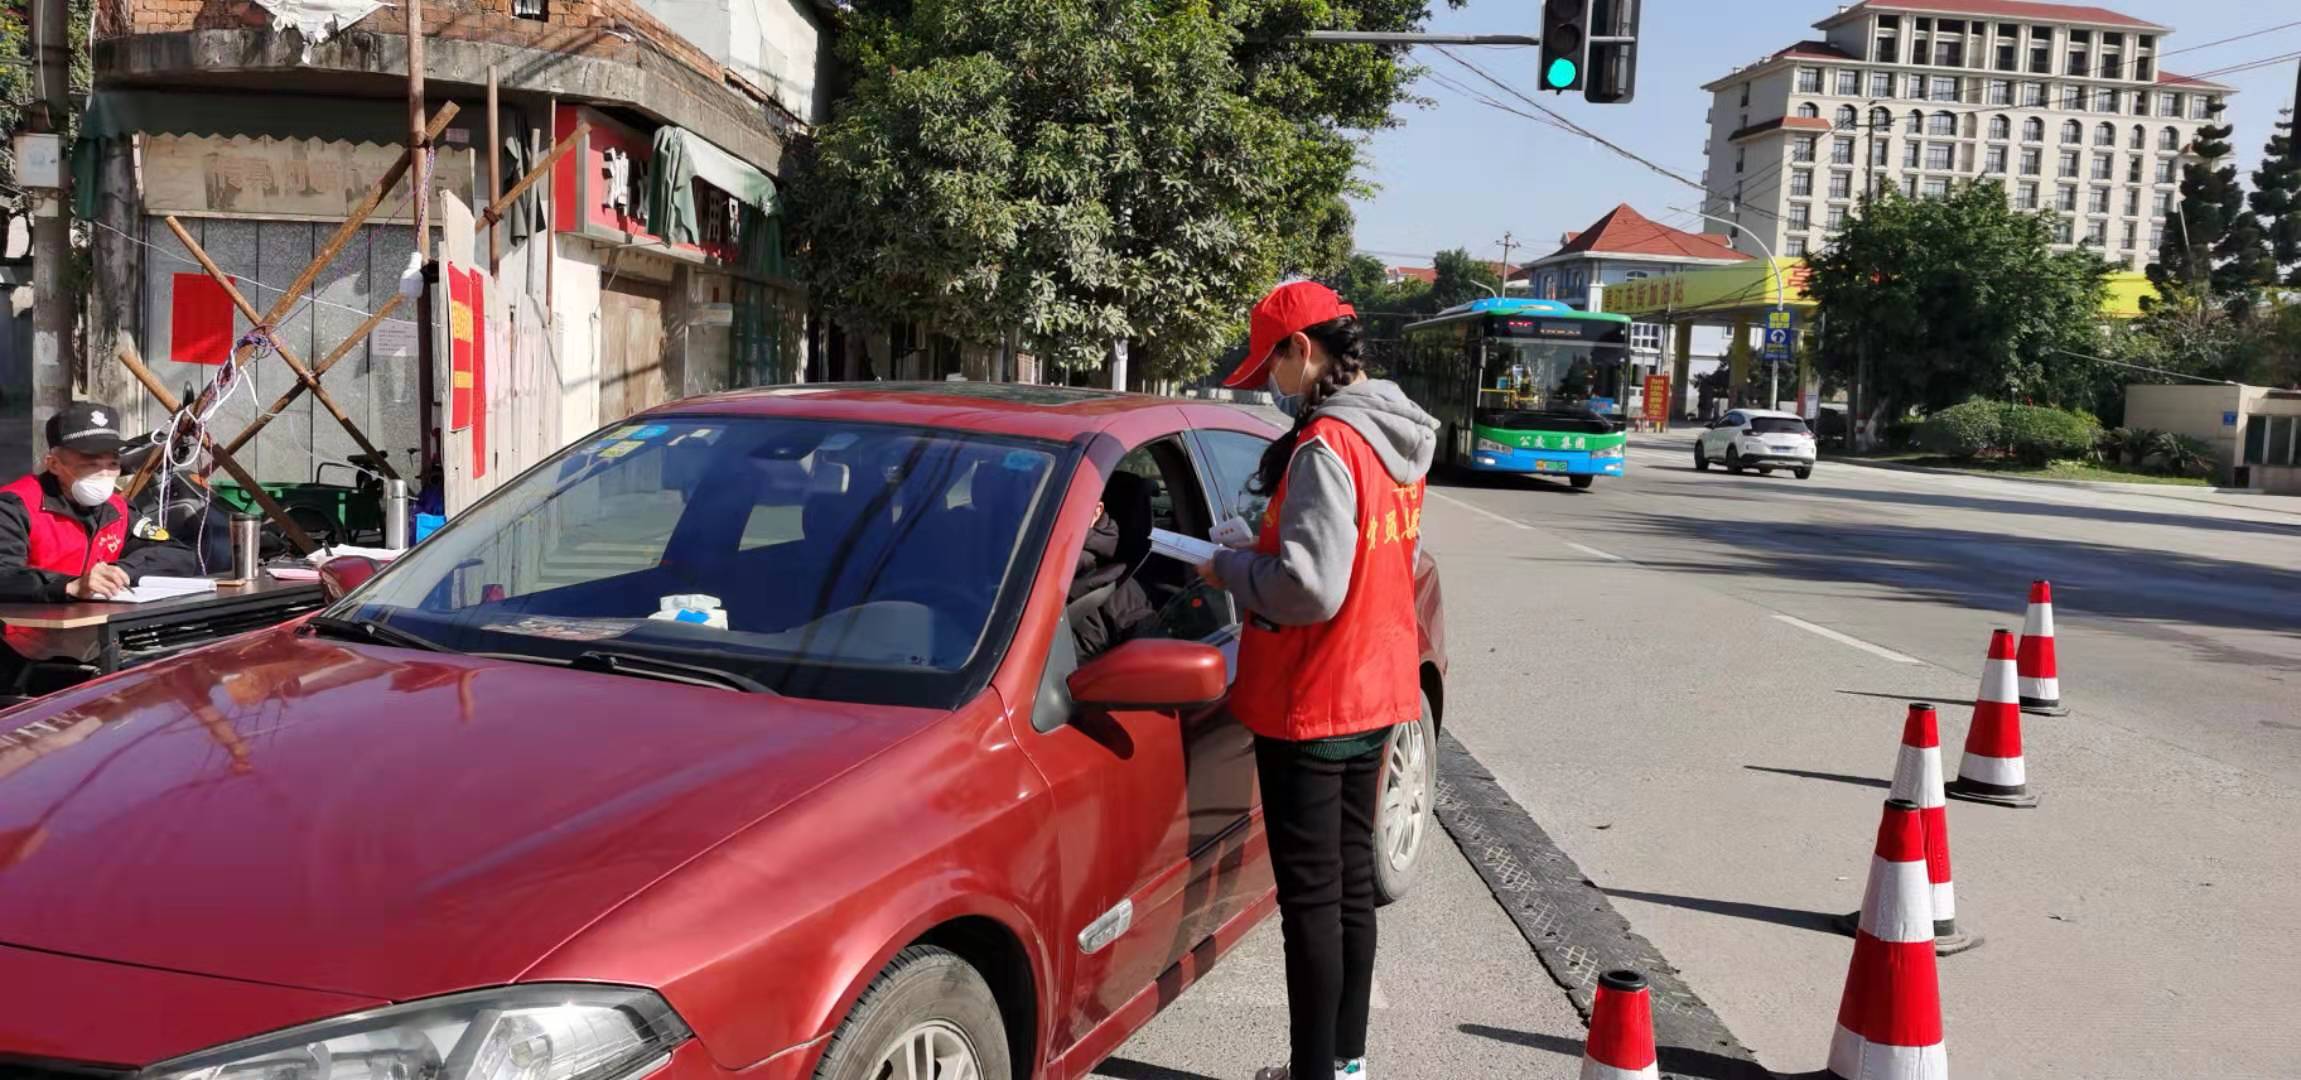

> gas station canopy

[{"left": 1600, "top": 258, "right": 2158, "bottom": 322}]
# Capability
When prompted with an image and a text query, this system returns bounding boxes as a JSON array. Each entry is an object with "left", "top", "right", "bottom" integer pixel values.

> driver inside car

[{"left": 1067, "top": 483, "right": 1155, "bottom": 661}]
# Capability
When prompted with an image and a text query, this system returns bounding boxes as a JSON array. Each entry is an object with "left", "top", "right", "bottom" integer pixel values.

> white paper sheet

[
  {"left": 109, "top": 577, "right": 219, "bottom": 605},
  {"left": 1148, "top": 528, "right": 1220, "bottom": 567}
]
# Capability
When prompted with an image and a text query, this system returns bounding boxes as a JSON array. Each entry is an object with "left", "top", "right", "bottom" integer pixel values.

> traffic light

[
  {"left": 1584, "top": 0, "right": 1641, "bottom": 105},
  {"left": 1537, "top": 0, "right": 1589, "bottom": 92}
]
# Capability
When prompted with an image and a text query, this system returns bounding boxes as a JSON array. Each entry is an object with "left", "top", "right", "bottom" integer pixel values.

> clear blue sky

[{"left": 1349, "top": 0, "right": 2301, "bottom": 266}]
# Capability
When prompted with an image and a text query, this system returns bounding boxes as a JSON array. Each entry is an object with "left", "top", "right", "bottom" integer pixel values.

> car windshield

[
  {"left": 334, "top": 416, "right": 1068, "bottom": 708},
  {"left": 1749, "top": 417, "right": 1811, "bottom": 435}
]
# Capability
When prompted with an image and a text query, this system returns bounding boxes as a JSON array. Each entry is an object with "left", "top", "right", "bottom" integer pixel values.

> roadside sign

[
  {"left": 1643, "top": 374, "right": 1670, "bottom": 420},
  {"left": 1762, "top": 309, "right": 1796, "bottom": 363},
  {"left": 2222, "top": 411, "right": 2239, "bottom": 427}
]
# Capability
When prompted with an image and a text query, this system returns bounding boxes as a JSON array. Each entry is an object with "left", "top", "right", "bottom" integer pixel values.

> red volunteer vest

[
  {"left": 1230, "top": 417, "right": 1425, "bottom": 742},
  {"left": 1, "top": 473, "right": 129, "bottom": 579}
]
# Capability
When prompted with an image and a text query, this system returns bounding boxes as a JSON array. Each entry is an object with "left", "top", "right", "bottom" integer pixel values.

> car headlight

[
  {"left": 143, "top": 985, "right": 691, "bottom": 1080},
  {"left": 1590, "top": 445, "right": 1623, "bottom": 459},
  {"left": 1476, "top": 438, "right": 1512, "bottom": 452}
]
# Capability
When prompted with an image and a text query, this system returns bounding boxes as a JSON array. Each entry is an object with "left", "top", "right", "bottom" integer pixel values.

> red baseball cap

[{"left": 1222, "top": 280, "right": 1357, "bottom": 389}]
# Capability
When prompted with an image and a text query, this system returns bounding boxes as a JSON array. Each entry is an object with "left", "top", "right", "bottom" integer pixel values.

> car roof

[
  {"left": 637, "top": 381, "right": 1274, "bottom": 443},
  {"left": 1736, "top": 408, "right": 1807, "bottom": 419}
]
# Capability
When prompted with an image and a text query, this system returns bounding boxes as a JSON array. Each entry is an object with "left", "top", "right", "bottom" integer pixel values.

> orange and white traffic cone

[
  {"left": 2017, "top": 580, "right": 2068, "bottom": 716},
  {"left": 1948, "top": 629, "right": 2040, "bottom": 808},
  {"left": 1828, "top": 798, "right": 1948, "bottom": 1080},
  {"left": 1837, "top": 703, "right": 1978, "bottom": 954},
  {"left": 1579, "top": 969, "right": 1659, "bottom": 1080}
]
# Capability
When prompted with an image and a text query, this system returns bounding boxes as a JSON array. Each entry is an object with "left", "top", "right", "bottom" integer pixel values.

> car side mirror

[
  {"left": 318, "top": 555, "right": 382, "bottom": 602},
  {"left": 1067, "top": 639, "right": 1226, "bottom": 710}
]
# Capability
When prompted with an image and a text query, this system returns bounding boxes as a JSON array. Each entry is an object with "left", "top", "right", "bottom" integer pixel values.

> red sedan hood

[{"left": 0, "top": 629, "right": 938, "bottom": 1001}]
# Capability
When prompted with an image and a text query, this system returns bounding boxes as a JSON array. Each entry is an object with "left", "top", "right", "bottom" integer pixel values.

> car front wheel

[
  {"left": 813, "top": 946, "right": 1012, "bottom": 1080},
  {"left": 1693, "top": 444, "right": 1710, "bottom": 471},
  {"left": 1374, "top": 695, "right": 1439, "bottom": 906}
]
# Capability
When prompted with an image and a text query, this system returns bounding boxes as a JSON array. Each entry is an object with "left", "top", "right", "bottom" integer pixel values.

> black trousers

[{"left": 1255, "top": 733, "right": 1385, "bottom": 1078}]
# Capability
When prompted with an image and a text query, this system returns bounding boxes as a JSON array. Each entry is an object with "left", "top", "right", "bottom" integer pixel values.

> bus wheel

[{"left": 1570, "top": 475, "right": 1595, "bottom": 490}]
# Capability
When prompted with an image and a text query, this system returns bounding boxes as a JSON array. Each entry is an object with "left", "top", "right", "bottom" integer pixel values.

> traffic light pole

[{"left": 1300, "top": 32, "right": 1540, "bottom": 45}]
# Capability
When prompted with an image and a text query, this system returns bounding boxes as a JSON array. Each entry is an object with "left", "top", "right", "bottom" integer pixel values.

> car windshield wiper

[
  {"left": 306, "top": 614, "right": 445, "bottom": 652},
  {"left": 472, "top": 647, "right": 777, "bottom": 693}
]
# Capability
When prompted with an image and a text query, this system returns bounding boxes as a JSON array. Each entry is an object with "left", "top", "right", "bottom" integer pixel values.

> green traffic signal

[{"left": 1545, "top": 57, "right": 1578, "bottom": 90}]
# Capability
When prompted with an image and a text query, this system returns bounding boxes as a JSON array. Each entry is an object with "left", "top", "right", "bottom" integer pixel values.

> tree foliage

[
  {"left": 1808, "top": 182, "right": 2111, "bottom": 415},
  {"left": 788, "top": 0, "right": 1458, "bottom": 381},
  {"left": 2250, "top": 105, "right": 2301, "bottom": 286},
  {"left": 1, "top": 0, "right": 95, "bottom": 254},
  {"left": 2149, "top": 99, "right": 2268, "bottom": 299}
]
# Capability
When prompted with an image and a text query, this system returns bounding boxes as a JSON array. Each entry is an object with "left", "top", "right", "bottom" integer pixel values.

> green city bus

[{"left": 1392, "top": 298, "right": 1632, "bottom": 489}]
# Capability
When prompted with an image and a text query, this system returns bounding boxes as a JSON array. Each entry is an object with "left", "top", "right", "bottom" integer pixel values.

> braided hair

[{"left": 1249, "top": 315, "right": 1367, "bottom": 496}]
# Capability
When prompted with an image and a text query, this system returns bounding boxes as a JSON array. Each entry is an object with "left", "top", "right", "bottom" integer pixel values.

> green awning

[{"left": 645, "top": 125, "right": 777, "bottom": 248}]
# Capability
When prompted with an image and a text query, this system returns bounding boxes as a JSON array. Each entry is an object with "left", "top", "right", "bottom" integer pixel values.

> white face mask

[{"left": 69, "top": 470, "right": 121, "bottom": 508}]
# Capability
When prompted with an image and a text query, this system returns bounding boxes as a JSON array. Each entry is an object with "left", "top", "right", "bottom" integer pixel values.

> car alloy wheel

[
  {"left": 871, "top": 1021, "right": 980, "bottom": 1080},
  {"left": 1373, "top": 697, "right": 1439, "bottom": 905}
]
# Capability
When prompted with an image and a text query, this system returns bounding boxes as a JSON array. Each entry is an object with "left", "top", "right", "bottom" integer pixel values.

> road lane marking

[
  {"left": 1564, "top": 542, "right": 1624, "bottom": 562},
  {"left": 1428, "top": 490, "right": 1531, "bottom": 529},
  {"left": 1771, "top": 614, "right": 1925, "bottom": 665}
]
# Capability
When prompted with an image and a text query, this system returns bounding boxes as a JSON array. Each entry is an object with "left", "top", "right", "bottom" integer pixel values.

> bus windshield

[{"left": 1475, "top": 340, "right": 1625, "bottom": 431}]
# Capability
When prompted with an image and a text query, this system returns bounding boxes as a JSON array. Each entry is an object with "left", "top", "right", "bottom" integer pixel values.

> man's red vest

[
  {"left": 1229, "top": 417, "right": 1425, "bottom": 742},
  {"left": 0, "top": 473, "right": 128, "bottom": 579}
]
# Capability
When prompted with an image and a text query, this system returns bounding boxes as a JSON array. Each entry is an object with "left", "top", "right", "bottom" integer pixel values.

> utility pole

[
  {"left": 1496, "top": 232, "right": 1518, "bottom": 296},
  {"left": 27, "top": 0, "right": 72, "bottom": 446},
  {"left": 408, "top": 0, "right": 438, "bottom": 484}
]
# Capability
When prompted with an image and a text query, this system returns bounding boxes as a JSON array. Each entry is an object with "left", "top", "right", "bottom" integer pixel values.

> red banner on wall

[
  {"left": 470, "top": 273, "right": 488, "bottom": 479},
  {"left": 448, "top": 266, "right": 475, "bottom": 431},
  {"left": 169, "top": 273, "right": 238, "bottom": 365}
]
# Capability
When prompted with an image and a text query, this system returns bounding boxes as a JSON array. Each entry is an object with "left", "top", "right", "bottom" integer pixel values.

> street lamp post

[{"left": 1671, "top": 204, "right": 1789, "bottom": 410}]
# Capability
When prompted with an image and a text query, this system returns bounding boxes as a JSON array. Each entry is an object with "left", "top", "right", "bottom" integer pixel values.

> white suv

[{"left": 1695, "top": 408, "right": 1817, "bottom": 479}]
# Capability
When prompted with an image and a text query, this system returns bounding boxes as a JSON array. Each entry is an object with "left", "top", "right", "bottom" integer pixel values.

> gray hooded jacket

[{"left": 1212, "top": 379, "right": 1439, "bottom": 626}]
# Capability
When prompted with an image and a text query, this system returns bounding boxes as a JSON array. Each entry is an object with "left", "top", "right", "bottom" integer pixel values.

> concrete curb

[{"left": 1820, "top": 455, "right": 2301, "bottom": 521}]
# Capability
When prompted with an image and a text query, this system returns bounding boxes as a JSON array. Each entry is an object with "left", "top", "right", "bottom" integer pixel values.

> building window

[
  {"left": 1904, "top": 141, "right": 1921, "bottom": 168},
  {"left": 2059, "top": 150, "right": 2080, "bottom": 178},
  {"left": 1903, "top": 174, "right": 1920, "bottom": 197},
  {"left": 1928, "top": 112, "right": 1955, "bottom": 136},
  {"left": 1872, "top": 72, "right": 1896, "bottom": 98},
  {"left": 2129, "top": 125, "right": 2146, "bottom": 150},
  {"left": 2159, "top": 92, "right": 2179, "bottom": 116},
  {"left": 1829, "top": 171, "right": 1852, "bottom": 198},
  {"left": 2155, "top": 191, "right": 2174, "bottom": 216},
  {"left": 1736, "top": 147, "right": 1746, "bottom": 174},
  {"left": 2054, "top": 218, "right": 2074, "bottom": 244},
  {"left": 1873, "top": 138, "right": 1892, "bottom": 166},
  {"left": 1989, "top": 115, "right": 2011, "bottom": 140},
  {"left": 2159, "top": 126, "right": 2182, "bottom": 152},
  {"left": 2150, "top": 222, "right": 2165, "bottom": 249},
  {"left": 1985, "top": 146, "right": 2008, "bottom": 173},
  {"left": 2085, "top": 219, "right": 2108, "bottom": 246},
  {"left": 2067, "top": 29, "right": 2091, "bottom": 76},
  {"left": 1741, "top": 82, "right": 1752, "bottom": 107},
  {"left": 1923, "top": 177, "right": 1950, "bottom": 198},
  {"left": 2122, "top": 221, "right": 2138, "bottom": 250},
  {"left": 1906, "top": 110, "right": 1925, "bottom": 135},
  {"left": 1631, "top": 322, "right": 1664, "bottom": 351},
  {"left": 2093, "top": 154, "right": 2114, "bottom": 180},
  {"left": 2192, "top": 97, "right": 2212, "bottom": 120},
  {"left": 1798, "top": 102, "right": 1821, "bottom": 119},
  {"left": 1833, "top": 137, "right": 1856, "bottom": 164},
  {"left": 2128, "top": 156, "right": 2143, "bottom": 183},
  {"left": 1931, "top": 76, "right": 1958, "bottom": 102},
  {"left": 2022, "top": 82, "right": 2046, "bottom": 107},
  {"left": 2020, "top": 148, "right": 2042, "bottom": 175},
  {"left": 1908, "top": 73, "right": 1928, "bottom": 100},
  {"left": 1791, "top": 169, "right": 1814, "bottom": 196},
  {"left": 2029, "top": 28, "right": 2053, "bottom": 75},
  {"left": 1837, "top": 105, "right": 1858, "bottom": 130},
  {"left": 1788, "top": 236, "right": 1810, "bottom": 257},
  {"left": 2061, "top": 120, "right": 2082, "bottom": 145},
  {"left": 2096, "top": 89, "right": 2120, "bottom": 113},
  {"left": 1927, "top": 143, "right": 1955, "bottom": 170},
  {"left": 2062, "top": 85, "right": 2084, "bottom": 110},
  {"left": 1837, "top": 70, "right": 1861, "bottom": 96},
  {"left": 1935, "top": 34, "right": 1963, "bottom": 68},
  {"left": 1827, "top": 206, "right": 1848, "bottom": 231},
  {"left": 1997, "top": 37, "right": 2018, "bottom": 72},
  {"left": 1797, "top": 68, "right": 1823, "bottom": 94},
  {"left": 1789, "top": 204, "right": 1812, "bottom": 230},
  {"left": 513, "top": 0, "right": 545, "bottom": 17},
  {"left": 1988, "top": 79, "right": 2013, "bottom": 105},
  {"left": 2095, "top": 122, "right": 2116, "bottom": 146},
  {"left": 2089, "top": 187, "right": 2111, "bottom": 214},
  {"left": 2057, "top": 185, "right": 2078, "bottom": 211},
  {"left": 1870, "top": 106, "right": 1893, "bottom": 130},
  {"left": 2023, "top": 117, "right": 2045, "bottom": 142},
  {"left": 2156, "top": 158, "right": 2178, "bottom": 184},
  {"left": 2135, "top": 92, "right": 2151, "bottom": 116},
  {"left": 1793, "top": 137, "right": 1816, "bottom": 163},
  {"left": 2018, "top": 182, "right": 2040, "bottom": 209},
  {"left": 2125, "top": 188, "right": 2141, "bottom": 216}
]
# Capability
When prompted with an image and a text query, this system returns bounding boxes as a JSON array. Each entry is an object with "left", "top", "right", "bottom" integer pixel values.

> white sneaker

[{"left": 1336, "top": 1060, "right": 1367, "bottom": 1079}]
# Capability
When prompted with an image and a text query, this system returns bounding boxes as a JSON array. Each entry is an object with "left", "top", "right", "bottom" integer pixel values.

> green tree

[
  {"left": 2250, "top": 103, "right": 2301, "bottom": 286},
  {"left": 1809, "top": 182, "right": 2111, "bottom": 418},
  {"left": 1423, "top": 247, "right": 1500, "bottom": 312},
  {"left": 1320, "top": 252, "right": 1427, "bottom": 341},
  {"left": 2149, "top": 98, "right": 2267, "bottom": 300},
  {"left": 2, "top": 0, "right": 95, "bottom": 254},
  {"left": 789, "top": 0, "right": 1456, "bottom": 382}
]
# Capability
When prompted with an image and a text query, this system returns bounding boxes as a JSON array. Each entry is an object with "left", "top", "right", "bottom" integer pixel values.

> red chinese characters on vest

[{"left": 1229, "top": 418, "right": 1424, "bottom": 743}]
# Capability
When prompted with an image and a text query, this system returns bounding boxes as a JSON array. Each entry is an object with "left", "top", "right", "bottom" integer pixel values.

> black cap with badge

[{"left": 46, "top": 401, "right": 128, "bottom": 455}]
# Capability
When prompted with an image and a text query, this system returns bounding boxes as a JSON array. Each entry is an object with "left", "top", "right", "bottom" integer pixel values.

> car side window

[
  {"left": 1723, "top": 411, "right": 1744, "bottom": 428},
  {"left": 1193, "top": 429, "right": 1275, "bottom": 528}
]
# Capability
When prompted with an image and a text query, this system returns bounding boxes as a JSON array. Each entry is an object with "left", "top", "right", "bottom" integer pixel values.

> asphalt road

[{"left": 1111, "top": 427, "right": 2301, "bottom": 1079}]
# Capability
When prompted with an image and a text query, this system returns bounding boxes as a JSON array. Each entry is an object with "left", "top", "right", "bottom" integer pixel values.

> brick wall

[{"left": 106, "top": 0, "right": 733, "bottom": 91}]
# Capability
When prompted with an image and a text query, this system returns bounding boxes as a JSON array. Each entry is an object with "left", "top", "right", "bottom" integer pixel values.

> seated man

[
  {"left": 1068, "top": 498, "right": 1154, "bottom": 661},
  {"left": 0, "top": 402, "right": 202, "bottom": 692}
]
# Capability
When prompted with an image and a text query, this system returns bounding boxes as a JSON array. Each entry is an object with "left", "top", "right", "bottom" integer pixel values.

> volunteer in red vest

[
  {"left": 0, "top": 402, "right": 197, "bottom": 690},
  {"left": 1199, "top": 281, "right": 1438, "bottom": 1080}
]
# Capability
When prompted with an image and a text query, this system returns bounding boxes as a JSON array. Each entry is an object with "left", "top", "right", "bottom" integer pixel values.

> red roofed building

[
  {"left": 1699, "top": 0, "right": 2233, "bottom": 274},
  {"left": 1510, "top": 204, "right": 1752, "bottom": 363}
]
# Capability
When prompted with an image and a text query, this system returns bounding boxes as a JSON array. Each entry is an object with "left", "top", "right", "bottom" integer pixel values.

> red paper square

[{"left": 169, "top": 273, "right": 238, "bottom": 365}]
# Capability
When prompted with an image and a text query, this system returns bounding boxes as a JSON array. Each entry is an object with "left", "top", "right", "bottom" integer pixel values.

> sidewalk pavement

[{"left": 1098, "top": 827, "right": 1590, "bottom": 1079}]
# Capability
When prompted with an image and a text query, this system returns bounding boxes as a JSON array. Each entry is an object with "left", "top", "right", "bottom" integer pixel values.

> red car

[{"left": 0, "top": 384, "right": 1446, "bottom": 1080}]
